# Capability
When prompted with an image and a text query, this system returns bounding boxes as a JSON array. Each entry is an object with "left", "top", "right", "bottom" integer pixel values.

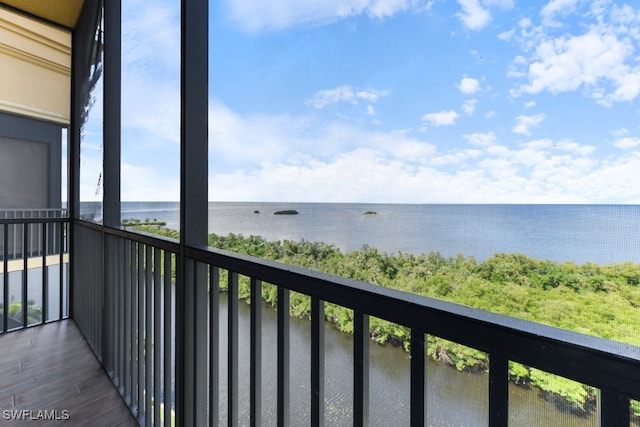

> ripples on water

[{"left": 218, "top": 295, "right": 596, "bottom": 426}]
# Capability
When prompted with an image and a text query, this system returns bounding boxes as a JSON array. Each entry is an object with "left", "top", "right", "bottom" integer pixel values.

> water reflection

[{"left": 216, "top": 294, "right": 596, "bottom": 426}]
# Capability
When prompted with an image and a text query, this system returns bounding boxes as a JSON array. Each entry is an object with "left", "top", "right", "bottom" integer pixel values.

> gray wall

[
  {"left": 0, "top": 112, "right": 62, "bottom": 209},
  {"left": 0, "top": 136, "right": 48, "bottom": 208}
]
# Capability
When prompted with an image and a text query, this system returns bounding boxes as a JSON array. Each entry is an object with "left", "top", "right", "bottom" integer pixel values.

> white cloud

[
  {"left": 456, "top": 0, "right": 491, "bottom": 30},
  {"left": 609, "top": 4, "right": 640, "bottom": 25},
  {"left": 462, "top": 99, "right": 478, "bottom": 115},
  {"left": 208, "top": 126, "right": 640, "bottom": 203},
  {"left": 514, "top": 31, "right": 634, "bottom": 95},
  {"left": 421, "top": 110, "right": 460, "bottom": 126},
  {"left": 519, "top": 30, "right": 640, "bottom": 100},
  {"left": 507, "top": 55, "right": 527, "bottom": 78},
  {"left": 523, "top": 100, "right": 536, "bottom": 108},
  {"left": 612, "top": 128, "right": 629, "bottom": 137},
  {"left": 121, "top": 2, "right": 181, "bottom": 141},
  {"left": 589, "top": 0, "right": 611, "bottom": 18},
  {"left": 306, "top": 85, "right": 390, "bottom": 109},
  {"left": 224, "top": 0, "right": 433, "bottom": 32},
  {"left": 91, "top": 94, "right": 640, "bottom": 203},
  {"left": 209, "top": 101, "right": 317, "bottom": 168},
  {"left": 606, "top": 70, "right": 640, "bottom": 105},
  {"left": 79, "top": 150, "right": 182, "bottom": 202},
  {"left": 116, "top": 3, "right": 182, "bottom": 203},
  {"left": 509, "top": 4, "right": 640, "bottom": 106},
  {"left": 122, "top": 0, "right": 180, "bottom": 75},
  {"left": 122, "top": 163, "right": 180, "bottom": 201},
  {"left": 554, "top": 139, "right": 597, "bottom": 156},
  {"left": 482, "top": 0, "right": 514, "bottom": 8},
  {"left": 513, "top": 114, "right": 545, "bottom": 135},
  {"left": 540, "top": 0, "right": 581, "bottom": 27},
  {"left": 465, "top": 132, "right": 496, "bottom": 146},
  {"left": 209, "top": 100, "right": 438, "bottom": 169},
  {"left": 122, "top": 80, "right": 180, "bottom": 145},
  {"left": 356, "top": 88, "right": 390, "bottom": 102},
  {"left": 430, "top": 149, "right": 483, "bottom": 166},
  {"left": 457, "top": 77, "right": 481, "bottom": 94},
  {"left": 498, "top": 29, "right": 515, "bottom": 41},
  {"left": 615, "top": 137, "right": 640, "bottom": 149}
]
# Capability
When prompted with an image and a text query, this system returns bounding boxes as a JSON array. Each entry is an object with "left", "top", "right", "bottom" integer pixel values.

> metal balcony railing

[
  {"left": 0, "top": 209, "right": 68, "bottom": 261},
  {"left": 0, "top": 214, "right": 70, "bottom": 333},
  {"left": 72, "top": 220, "right": 640, "bottom": 426}
]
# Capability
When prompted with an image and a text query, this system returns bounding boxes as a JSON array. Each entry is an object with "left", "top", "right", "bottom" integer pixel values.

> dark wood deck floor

[{"left": 0, "top": 320, "right": 138, "bottom": 426}]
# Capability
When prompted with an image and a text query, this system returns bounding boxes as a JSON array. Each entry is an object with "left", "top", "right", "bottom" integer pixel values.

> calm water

[
  {"left": 73, "top": 202, "right": 640, "bottom": 424},
  {"left": 110, "top": 201, "right": 640, "bottom": 264},
  {"left": 222, "top": 294, "right": 597, "bottom": 426}
]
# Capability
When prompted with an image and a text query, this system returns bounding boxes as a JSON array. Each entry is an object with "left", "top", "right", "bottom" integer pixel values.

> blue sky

[{"left": 79, "top": 0, "right": 640, "bottom": 203}]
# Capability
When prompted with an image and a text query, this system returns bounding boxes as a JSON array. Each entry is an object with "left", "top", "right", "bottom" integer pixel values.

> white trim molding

[{"left": 0, "top": 8, "right": 71, "bottom": 124}]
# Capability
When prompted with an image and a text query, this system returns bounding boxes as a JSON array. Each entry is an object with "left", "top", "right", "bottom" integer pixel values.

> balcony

[
  {"left": 1, "top": 0, "right": 639, "bottom": 426},
  {"left": 2, "top": 214, "right": 639, "bottom": 426},
  {"left": 0, "top": 321, "right": 137, "bottom": 426}
]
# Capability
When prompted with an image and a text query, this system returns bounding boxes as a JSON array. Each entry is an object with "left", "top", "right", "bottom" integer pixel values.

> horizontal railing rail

[
  {"left": 0, "top": 216, "right": 70, "bottom": 334},
  {"left": 0, "top": 210, "right": 68, "bottom": 261},
  {"left": 76, "top": 218, "right": 180, "bottom": 252},
  {"left": 186, "top": 245, "right": 640, "bottom": 393},
  {"left": 185, "top": 244, "right": 640, "bottom": 426},
  {"left": 0, "top": 217, "right": 70, "bottom": 224},
  {"left": 0, "top": 208, "right": 68, "bottom": 218},
  {"left": 74, "top": 221, "right": 640, "bottom": 426}
]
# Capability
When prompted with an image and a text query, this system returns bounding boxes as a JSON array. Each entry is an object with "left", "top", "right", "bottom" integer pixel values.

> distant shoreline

[{"left": 77, "top": 202, "right": 640, "bottom": 265}]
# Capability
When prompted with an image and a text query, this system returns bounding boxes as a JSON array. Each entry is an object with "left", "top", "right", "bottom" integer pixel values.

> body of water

[
  {"left": 110, "top": 201, "right": 640, "bottom": 264},
  {"left": 222, "top": 294, "right": 597, "bottom": 426},
  {"left": 72, "top": 201, "right": 640, "bottom": 424}
]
